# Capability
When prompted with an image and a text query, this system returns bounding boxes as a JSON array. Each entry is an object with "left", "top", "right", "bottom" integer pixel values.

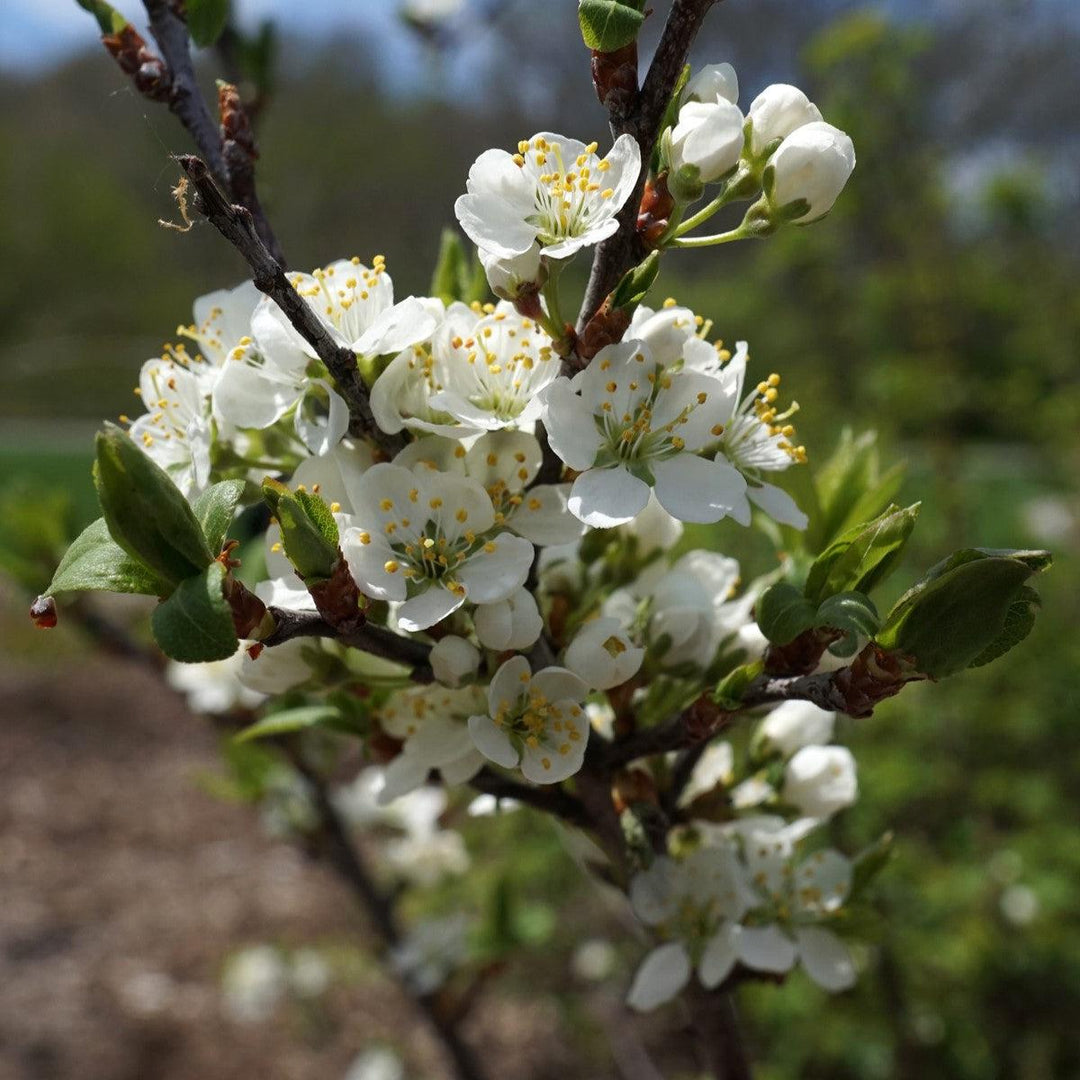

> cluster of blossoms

[{"left": 110, "top": 53, "right": 875, "bottom": 1016}]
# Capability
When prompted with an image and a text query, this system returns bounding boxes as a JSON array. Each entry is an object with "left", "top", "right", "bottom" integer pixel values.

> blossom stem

[
  {"left": 670, "top": 225, "right": 751, "bottom": 249},
  {"left": 673, "top": 184, "right": 741, "bottom": 237}
]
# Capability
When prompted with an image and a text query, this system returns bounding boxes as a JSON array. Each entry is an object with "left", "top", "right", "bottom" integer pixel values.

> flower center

[{"left": 517, "top": 137, "right": 616, "bottom": 242}]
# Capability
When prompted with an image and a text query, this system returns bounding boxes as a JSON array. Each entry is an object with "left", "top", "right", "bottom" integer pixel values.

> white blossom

[
  {"left": 430, "top": 635, "right": 481, "bottom": 687},
  {"left": 467, "top": 655, "right": 589, "bottom": 783},
  {"left": 759, "top": 700, "right": 836, "bottom": 757},
  {"left": 474, "top": 587, "right": 544, "bottom": 651},
  {"left": 166, "top": 646, "right": 264, "bottom": 714},
  {"left": 455, "top": 132, "right": 641, "bottom": 260},
  {"left": 390, "top": 914, "right": 470, "bottom": 995},
  {"left": 344, "top": 1047, "right": 405, "bottom": 1080},
  {"left": 238, "top": 637, "right": 314, "bottom": 695},
  {"left": 677, "top": 741, "right": 734, "bottom": 807},
  {"left": 684, "top": 62, "right": 739, "bottom": 106},
  {"left": 670, "top": 101, "right": 746, "bottom": 186},
  {"left": 564, "top": 616, "right": 644, "bottom": 690},
  {"left": 627, "top": 846, "right": 758, "bottom": 1010},
  {"left": 480, "top": 243, "right": 546, "bottom": 301},
  {"left": 378, "top": 685, "right": 487, "bottom": 802},
  {"left": 767, "top": 121, "right": 856, "bottom": 224},
  {"left": 782, "top": 745, "right": 858, "bottom": 820},
  {"left": 372, "top": 303, "right": 561, "bottom": 437},
  {"left": 173, "top": 280, "right": 262, "bottom": 392},
  {"left": 747, "top": 84, "right": 822, "bottom": 157},
  {"left": 540, "top": 339, "right": 747, "bottom": 527},
  {"left": 341, "top": 462, "right": 534, "bottom": 632},
  {"left": 222, "top": 946, "right": 288, "bottom": 1022}
]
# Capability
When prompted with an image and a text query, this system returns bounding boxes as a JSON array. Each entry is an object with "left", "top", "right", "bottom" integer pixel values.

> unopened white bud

[
  {"left": 782, "top": 744, "right": 858, "bottom": 819},
  {"left": 669, "top": 101, "right": 745, "bottom": 189},
  {"left": 684, "top": 62, "right": 739, "bottom": 106},
  {"left": 430, "top": 635, "right": 480, "bottom": 687},
  {"left": 759, "top": 700, "right": 836, "bottom": 757},
  {"left": 747, "top": 83, "right": 822, "bottom": 156},
  {"left": 479, "top": 242, "right": 545, "bottom": 301},
  {"left": 474, "top": 588, "right": 543, "bottom": 651},
  {"left": 767, "top": 121, "right": 856, "bottom": 223},
  {"left": 565, "top": 617, "right": 644, "bottom": 691}
]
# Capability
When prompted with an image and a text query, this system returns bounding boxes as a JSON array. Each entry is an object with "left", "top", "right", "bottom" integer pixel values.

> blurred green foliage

[{"left": 1, "top": 5, "right": 1077, "bottom": 1079}]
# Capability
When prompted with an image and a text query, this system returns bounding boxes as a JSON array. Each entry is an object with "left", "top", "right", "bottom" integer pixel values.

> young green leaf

[
  {"left": 150, "top": 561, "right": 238, "bottom": 663},
  {"left": 713, "top": 660, "right": 764, "bottom": 711},
  {"left": 578, "top": 0, "right": 646, "bottom": 52},
  {"left": 186, "top": 0, "right": 230, "bottom": 48},
  {"left": 46, "top": 517, "right": 171, "bottom": 599},
  {"left": 74, "top": 0, "right": 128, "bottom": 35},
  {"left": 234, "top": 704, "right": 349, "bottom": 744},
  {"left": 94, "top": 425, "right": 214, "bottom": 585},
  {"left": 262, "top": 478, "right": 340, "bottom": 583},
  {"left": 431, "top": 228, "right": 469, "bottom": 306},
  {"left": 756, "top": 582, "right": 818, "bottom": 645},
  {"left": 804, "top": 503, "right": 920, "bottom": 604},
  {"left": 193, "top": 479, "right": 247, "bottom": 554},
  {"left": 967, "top": 585, "right": 1041, "bottom": 668}
]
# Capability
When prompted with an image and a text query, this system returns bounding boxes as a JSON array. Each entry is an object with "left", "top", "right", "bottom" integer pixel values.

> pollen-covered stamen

[
  {"left": 723, "top": 369, "right": 806, "bottom": 469},
  {"left": 526, "top": 138, "right": 614, "bottom": 244},
  {"left": 289, "top": 255, "right": 389, "bottom": 343}
]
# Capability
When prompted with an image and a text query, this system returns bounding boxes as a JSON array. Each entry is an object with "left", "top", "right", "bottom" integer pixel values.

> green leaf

[
  {"left": 578, "top": 0, "right": 645, "bottom": 52},
  {"left": 877, "top": 552, "right": 1048, "bottom": 678},
  {"left": 849, "top": 832, "right": 894, "bottom": 901},
  {"left": 151, "top": 562, "right": 238, "bottom": 663},
  {"left": 186, "top": 0, "right": 230, "bottom": 47},
  {"left": 94, "top": 425, "right": 214, "bottom": 585},
  {"left": 431, "top": 228, "right": 468, "bottom": 306},
  {"left": 74, "top": 0, "right": 128, "bottom": 34},
  {"left": 233, "top": 704, "right": 347, "bottom": 744},
  {"left": 756, "top": 582, "right": 817, "bottom": 645},
  {"left": 47, "top": 517, "right": 170, "bottom": 599},
  {"left": 193, "top": 479, "right": 247, "bottom": 554},
  {"left": 804, "top": 503, "right": 920, "bottom": 603},
  {"left": 967, "top": 585, "right": 1040, "bottom": 668},
  {"left": 262, "top": 478, "right": 340, "bottom": 583},
  {"left": 713, "top": 660, "right": 764, "bottom": 710},
  {"left": 815, "top": 591, "right": 879, "bottom": 656},
  {"left": 609, "top": 251, "right": 660, "bottom": 313}
]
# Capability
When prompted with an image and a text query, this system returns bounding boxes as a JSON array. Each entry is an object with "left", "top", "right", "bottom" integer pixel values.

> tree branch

[
  {"left": 261, "top": 605, "right": 433, "bottom": 679},
  {"left": 685, "top": 984, "right": 754, "bottom": 1080},
  {"left": 468, "top": 767, "right": 590, "bottom": 827},
  {"left": 175, "top": 155, "right": 403, "bottom": 455},
  {"left": 576, "top": 0, "right": 721, "bottom": 337}
]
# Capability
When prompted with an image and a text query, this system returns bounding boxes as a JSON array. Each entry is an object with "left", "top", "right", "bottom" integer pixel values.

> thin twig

[
  {"left": 468, "top": 767, "right": 590, "bottom": 828},
  {"left": 576, "top": 0, "right": 721, "bottom": 337},
  {"left": 261, "top": 606, "right": 433, "bottom": 679},
  {"left": 684, "top": 984, "right": 754, "bottom": 1080},
  {"left": 175, "top": 155, "right": 403, "bottom": 455}
]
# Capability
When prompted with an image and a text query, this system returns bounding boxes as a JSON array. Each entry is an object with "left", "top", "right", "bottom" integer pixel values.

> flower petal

[
  {"left": 398, "top": 585, "right": 465, "bottom": 633},
  {"left": 699, "top": 922, "right": 739, "bottom": 988},
  {"left": 793, "top": 927, "right": 857, "bottom": 991},
  {"left": 652, "top": 454, "right": 748, "bottom": 524},
  {"left": 626, "top": 943, "right": 692, "bottom": 1012},
  {"left": 568, "top": 466, "right": 651, "bottom": 529},
  {"left": 468, "top": 713, "right": 519, "bottom": 768},
  {"left": 457, "top": 533, "right": 534, "bottom": 604},
  {"left": 538, "top": 378, "right": 602, "bottom": 471},
  {"left": 735, "top": 925, "right": 798, "bottom": 973},
  {"left": 747, "top": 482, "right": 808, "bottom": 529}
]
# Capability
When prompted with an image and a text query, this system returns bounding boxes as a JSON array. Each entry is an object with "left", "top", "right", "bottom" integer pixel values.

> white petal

[
  {"left": 520, "top": 730, "right": 586, "bottom": 784},
  {"left": 652, "top": 454, "right": 748, "bottom": 524},
  {"left": 568, "top": 466, "right": 650, "bottom": 529},
  {"left": 735, "top": 925, "right": 798, "bottom": 973},
  {"left": 355, "top": 296, "right": 439, "bottom": 356},
  {"left": 530, "top": 667, "right": 588, "bottom": 705},
  {"left": 510, "top": 484, "right": 586, "bottom": 546},
  {"left": 212, "top": 353, "right": 298, "bottom": 429},
  {"left": 457, "top": 534, "right": 534, "bottom": 604},
  {"left": 429, "top": 636, "right": 480, "bottom": 687},
  {"left": 342, "top": 531, "right": 407, "bottom": 602},
  {"left": 406, "top": 713, "right": 476, "bottom": 768},
  {"left": 793, "top": 927, "right": 857, "bottom": 991},
  {"left": 626, "top": 943, "right": 692, "bottom": 1012},
  {"left": 487, "top": 655, "right": 531, "bottom": 716},
  {"left": 747, "top": 482, "right": 808, "bottom": 529},
  {"left": 397, "top": 585, "right": 465, "bottom": 633},
  {"left": 538, "top": 378, "right": 601, "bottom": 471},
  {"left": 377, "top": 754, "right": 430, "bottom": 804},
  {"left": 439, "top": 748, "right": 485, "bottom": 786},
  {"left": 295, "top": 379, "right": 349, "bottom": 455},
  {"left": 699, "top": 922, "right": 739, "bottom": 988},
  {"left": 467, "top": 714, "right": 519, "bottom": 768}
]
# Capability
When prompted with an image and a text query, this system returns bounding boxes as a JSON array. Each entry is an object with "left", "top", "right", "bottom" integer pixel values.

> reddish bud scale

[
  {"left": 576, "top": 299, "right": 632, "bottom": 362},
  {"left": 612, "top": 767, "right": 659, "bottom": 814},
  {"left": 684, "top": 694, "right": 731, "bottom": 741},
  {"left": 368, "top": 725, "right": 405, "bottom": 765},
  {"left": 225, "top": 576, "right": 269, "bottom": 639},
  {"left": 218, "top": 81, "right": 258, "bottom": 160},
  {"left": 764, "top": 626, "right": 844, "bottom": 677},
  {"left": 102, "top": 26, "right": 171, "bottom": 102},
  {"left": 832, "top": 644, "right": 923, "bottom": 718},
  {"left": 637, "top": 172, "right": 676, "bottom": 249},
  {"left": 307, "top": 557, "right": 367, "bottom": 636},
  {"left": 590, "top": 42, "right": 639, "bottom": 119},
  {"left": 29, "top": 595, "right": 58, "bottom": 630}
]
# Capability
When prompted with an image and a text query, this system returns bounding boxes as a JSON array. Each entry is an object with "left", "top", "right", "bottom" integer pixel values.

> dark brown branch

[
  {"left": 261, "top": 605, "right": 433, "bottom": 679},
  {"left": 143, "top": 0, "right": 230, "bottom": 187},
  {"left": 468, "top": 767, "right": 590, "bottom": 828},
  {"left": 576, "top": 0, "right": 721, "bottom": 340},
  {"left": 175, "top": 155, "right": 403, "bottom": 455},
  {"left": 685, "top": 985, "right": 754, "bottom": 1080},
  {"left": 290, "top": 756, "right": 489, "bottom": 1080}
]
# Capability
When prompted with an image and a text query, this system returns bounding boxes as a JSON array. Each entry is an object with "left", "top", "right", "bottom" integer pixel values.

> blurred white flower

[
  {"left": 166, "top": 645, "right": 263, "bottom": 715},
  {"left": 222, "top": 945, "right": 288, "bottom": 1023},
  {"left": 759, "top": 700, "right": 836, "bottom": 757},
  {"left": 782, "top": 745, "right": 858, "bottom": 820}
]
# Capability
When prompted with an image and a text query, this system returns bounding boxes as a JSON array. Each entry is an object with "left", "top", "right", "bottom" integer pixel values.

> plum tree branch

[
  {"left": 576, "top": 0, "right": 722, "bottom": 338},
  {"left": 175, "top": 155, "right": 404, "bottom": 456}
]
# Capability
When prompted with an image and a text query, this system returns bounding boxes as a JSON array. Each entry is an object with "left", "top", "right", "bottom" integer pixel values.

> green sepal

[
  {"left": 186, "top": 0, "right": 230, "bottom": 47},
  {"left": 193, "top": 479, "right": 247, "bottom": 554},
  {"left": 46, "top": 517, "right": 171, "bottom": 600},
  {"left": 877, "top": 549, "right": 1051, "bottom": 678},
  {"left": 713, "top": 660, "right": 764, "bottom": 711},
  {"left": 652, "top": 65, "right": 691, "bottom": 174},
  {"left": 75, "top": 0, "right": 128, "bottom": 34},
  {"left": 262, "top": 478, "right": 340, "bottom": 584},
  {"left": 234, "top": 704, "right": 355, "bottom": 744},
  {"left": 804, "top": 503, "right": 920, "bottom": 604},
  {"left": 609, "top": 251, "right": 660, "bottom": 313},
  {"left": 849, "top": 832, "right": 895, "bottom": 901},
  {"left": 94, "top": 425, "right": 214, "bottom": 586},
  {"left": 578, "top": 0, "right": 646, "bottom": 52},
  {"left": 150, "top": 561, "right": 238, "bottom": 663}
]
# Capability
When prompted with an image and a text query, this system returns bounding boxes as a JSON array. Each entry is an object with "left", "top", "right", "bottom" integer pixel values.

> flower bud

[
  {"left": 766, "top": 121, "right": 856, "bottom": 223},
  {"left": 565, "top": 617, "right": 644, "bottom": 690},
  {"left": 430, "top": 635, "right": 481, "bottom": 687},
  {"left": 474, "top": 587, "right": 543, "bottom": 651},
  {"left": 747, "top": 84, "right": 822, "bottom": 157},
  {"left": 782, "top": 744, "right": 857, "bottom": 819},
  {"left": 684, "top": 62, "right": 739, "bottom": 106},
  {"left": 759, "top": 700, "right": 836, "bottom": 757},
  {"left": 669, "top": 101, "right": 745, "bottom": 192},
  {"left": 479, "top": 243, "right": 546, "bottom": 302}
]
